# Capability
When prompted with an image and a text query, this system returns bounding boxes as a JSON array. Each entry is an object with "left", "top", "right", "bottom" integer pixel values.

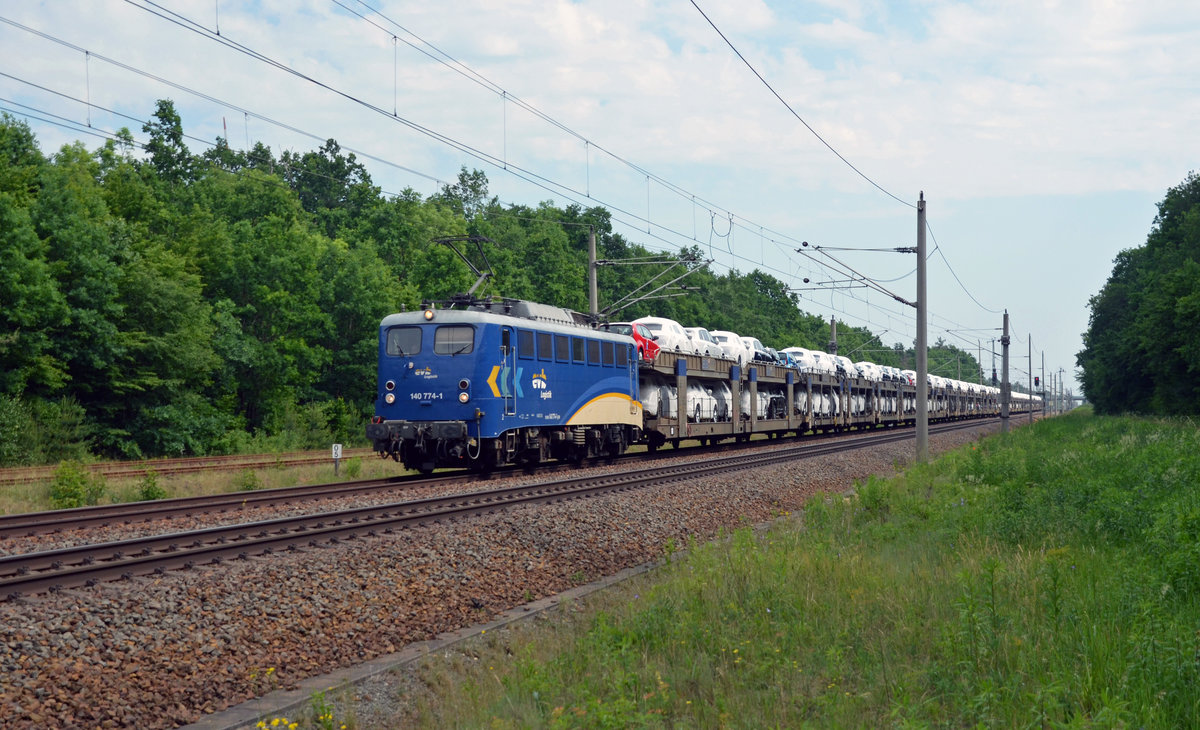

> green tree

[
  {"left": 0, "top": 116, "right": 69, "bottom": 396},
  {"left": 1079, "top": 172, "right": 1200, "bottom": 414},
  {"left": 281, "top": 138, "right": 379, "bottom": 239},
  {"left": 142, "top": 99, "right": 194, "bottom": 185}
]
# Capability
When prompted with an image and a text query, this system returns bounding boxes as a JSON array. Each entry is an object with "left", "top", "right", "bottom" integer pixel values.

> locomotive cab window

[
  {"left": 386, "top": 326, "right": 421, "bottom": 356},
  {"left": 433, "top": 325, "right": 474, "bottom": 355},
  {"left": 517, "top": 329, "right": 535, "bottom": 359}
]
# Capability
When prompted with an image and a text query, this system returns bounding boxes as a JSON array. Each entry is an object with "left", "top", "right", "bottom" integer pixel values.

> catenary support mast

[
  {"left": 1000, "top": 311, "right": 1010, "bottom": 433},
  {"left": 916, "top": 193, "right": 928, "bottom": 462}
]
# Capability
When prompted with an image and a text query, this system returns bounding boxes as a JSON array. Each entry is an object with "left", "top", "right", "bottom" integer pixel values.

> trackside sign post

[{"left": 332, "top": 443, "right": 342, "bottom": 475}]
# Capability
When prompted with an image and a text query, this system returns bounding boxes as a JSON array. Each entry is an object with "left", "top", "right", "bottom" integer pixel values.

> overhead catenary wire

[
  {"left": 122, "top": 5, "right": 968, "bottom": 321},
  {"left": 0, "top": 82, "right": 959, "bottom": 354},
  {"left": 688, "top": 0, "right": 913, "bottom": 211},
  {"left": 1, "top": 8, "right": 1010, "bottom": 355}
]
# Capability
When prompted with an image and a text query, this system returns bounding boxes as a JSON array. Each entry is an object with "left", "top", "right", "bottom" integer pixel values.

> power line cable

[
  {"left": 2, "top": 10, "right": 1009, "bottom": 355},
  {"left": 688, "top": 0, "right": 913, "bottom": 210},
  {"left": 924, "top": 220, "right": 1003, "bottom": 314}
]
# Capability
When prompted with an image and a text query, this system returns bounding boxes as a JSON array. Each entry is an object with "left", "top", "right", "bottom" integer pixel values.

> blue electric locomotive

[{"left": 366, "top": 297, "right": 643, "bottom": 472}]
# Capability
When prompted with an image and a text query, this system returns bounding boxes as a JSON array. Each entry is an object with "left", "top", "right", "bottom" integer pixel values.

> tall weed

[{"left": 49, "top": 460, "right": 107, "bottom": 509}]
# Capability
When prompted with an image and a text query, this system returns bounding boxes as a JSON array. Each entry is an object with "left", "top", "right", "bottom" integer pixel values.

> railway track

[
  {"left": 0, "top": 471, "right": 470, "bottom": 540},
  {"left": 0, "top": 417, "right": 996, "bottom": 539},
  {"left": 0, "top": 419, "right": 991, "bottom": 599},
  {"left": 0, "top": 443, "right": 672, "bottom": 539},
  {"left": 0, "top": 447, "right": 376, "bottom": 486}
]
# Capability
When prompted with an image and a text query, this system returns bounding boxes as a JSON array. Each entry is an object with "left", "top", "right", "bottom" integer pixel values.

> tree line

[
  {"left": 0, "top": 101, "right": 980, "bottom": 465},
  {"left": 1078, "top": 172, "right": 1200, "bottom": 414}
]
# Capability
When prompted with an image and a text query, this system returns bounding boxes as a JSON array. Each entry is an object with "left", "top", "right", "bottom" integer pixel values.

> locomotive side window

[
  {"left": 537, "top": 332, "right": 552, "bottom": 361},
  {"left": 517, "top": 329, "right": 535, "bottom": 359},
  {"left": 555, "top": 335, "right": 569, "bottom": 362},
  {"left": 434, "top": 325, "right": 474, "bottom": 355},
  {"left": 601, "top": 341, "right": 614, "bottom": 366},
  {"left": 616, "top": 344, "right": 628, "bottom": 367},
  {"left": 386, "top": 326, "right": 421, "bottom": 356},
  {"left": 587, "top": 340, "right": 600, "bottom": 365},
  {"left": 572, "top": 337, "right": 585, "bottom": 363}
]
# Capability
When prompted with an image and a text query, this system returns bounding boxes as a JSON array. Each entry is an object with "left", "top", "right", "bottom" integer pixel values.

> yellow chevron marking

[{"left": 486, "top": 365, "right": 502, "bottom": 397}]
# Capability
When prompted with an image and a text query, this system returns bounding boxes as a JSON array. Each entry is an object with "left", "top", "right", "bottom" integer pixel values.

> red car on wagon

[{"left": 600, "top": 321, "right": 661, "bottom": 363}]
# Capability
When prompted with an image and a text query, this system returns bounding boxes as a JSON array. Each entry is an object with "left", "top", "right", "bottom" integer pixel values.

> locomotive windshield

[
  {"left": 434, "top": 325, "right": 475, "bottom": 355},
  {"left": 386, "top": 326, "right": 421, "bottom": 356}
]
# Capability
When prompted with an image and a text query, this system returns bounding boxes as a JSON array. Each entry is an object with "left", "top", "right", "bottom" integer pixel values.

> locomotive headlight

[
  {"left": 384, "top": 393, "right": 396, "bottom": 404},
  {"left": 458, "top": 378, "right": 470, "bottom": 390},
  {"left": 458, "top": 391, "right": 470, "bottom": 404},
  {"left": 423, "top": 309, "right": 435, "bottom": 321},
  {"left": 385, "top": 380, "right": 396, "bottom": 391}
]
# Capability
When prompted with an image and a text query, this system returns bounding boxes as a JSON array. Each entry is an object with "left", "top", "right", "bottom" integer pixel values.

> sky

[{"left": 3, "top": 0, "right": 1198, "bottom": 394}]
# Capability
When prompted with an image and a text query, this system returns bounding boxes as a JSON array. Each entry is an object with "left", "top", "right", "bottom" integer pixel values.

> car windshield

[{"left": 643, "top": 323, "right": 663, "bottom": 332}]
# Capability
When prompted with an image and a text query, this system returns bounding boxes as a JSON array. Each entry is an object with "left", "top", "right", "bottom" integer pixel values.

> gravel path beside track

[{"left": 1, "top": 424, "right": 999, "bottom": 729}]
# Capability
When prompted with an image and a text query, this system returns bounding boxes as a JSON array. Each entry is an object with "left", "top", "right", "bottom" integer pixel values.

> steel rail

[
  {"left": 0, "top": 444, "right": 672, "bottom": 539},
  {"left": 0, "top": 417, "right": 998, "bottom": 539},
  {"left": 0, "top": 419, "right": 991, "bottom": 598},
  {"left": 0, "top": 472, "right": 472, "bottom": 539},
  {"left": 0, "top": 448, "right": 377, "bottom": 486}
]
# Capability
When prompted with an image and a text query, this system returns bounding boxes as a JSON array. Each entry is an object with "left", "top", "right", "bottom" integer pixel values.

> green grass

[{"left": 398, "top": 408, "right": 1200, "bottom": 728}]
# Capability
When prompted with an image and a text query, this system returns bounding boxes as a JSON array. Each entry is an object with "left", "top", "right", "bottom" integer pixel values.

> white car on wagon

[
  {"left": 708, "top": 330, "right": 754, "bottom": 365},
  {"left": 684, "top": 327, "right": 737, "bottom": 360},
  {"left": 633, "top": 316, "right": 696, "bottom": 356}
]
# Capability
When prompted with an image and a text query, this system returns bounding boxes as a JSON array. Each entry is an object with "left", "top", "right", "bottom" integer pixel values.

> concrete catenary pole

[
  {"left": 916, "top": 192, "right": 929, "bottom": 462},
  {"left": 1000, "top": 310, "right": 1010, "bottom": 433},
  {"left": 1041, "top": 350, "right": 1045, "bottom": 417},
  {"left": 1028, "top": 335, "right": 1033, "bottom": 424},
  {"left": 588, "top": 226, "right": 598, "bottom": 317}
]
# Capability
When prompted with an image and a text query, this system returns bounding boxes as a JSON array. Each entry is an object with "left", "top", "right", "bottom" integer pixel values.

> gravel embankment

[{"left": 0, "top": 424, "right": 997, "bottom": 729}]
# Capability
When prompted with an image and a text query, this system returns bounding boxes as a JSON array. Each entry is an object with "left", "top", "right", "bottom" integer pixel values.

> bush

[
  {"left": 135, "top": 469, "right": 168, "bottom": 501},
  {"left": 1147, "top": 490, "right": 1200, "bottom": 598},
  {"left": 0, "top": 395, "right": 93, "bottom": 466},
  {"left": 130, "top": 393, "right": 244, "bottom": 457},
  {"left": 27, "top": 397, "right": 92, "bottom": 464},
  {"left": 0, "top": 394, "right": 27, "bottom": 466},
  {"left": 49, "top": 460, "right": 106, "bottom": 509},
  {"left": 856, "top": 475, "right": 890, "bottom": 523},
  {"left": 236, "top": 469, "right": 263, "bottom": 491}
]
